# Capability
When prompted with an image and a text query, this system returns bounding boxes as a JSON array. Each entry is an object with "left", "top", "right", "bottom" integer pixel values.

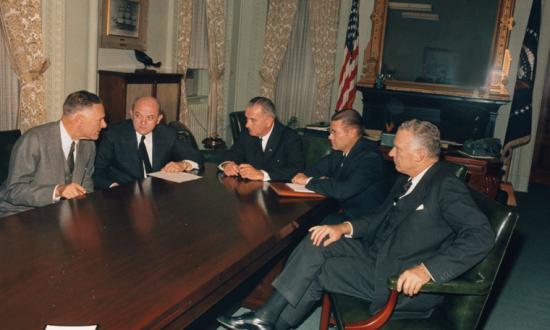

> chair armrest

[{"left": 388, "top": 275, "right": 492, "bottom": 295}]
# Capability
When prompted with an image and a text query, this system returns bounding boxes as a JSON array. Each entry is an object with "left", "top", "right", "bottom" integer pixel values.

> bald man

[{"left": 93, "top": 96, "right": 204, "bottom": 189}]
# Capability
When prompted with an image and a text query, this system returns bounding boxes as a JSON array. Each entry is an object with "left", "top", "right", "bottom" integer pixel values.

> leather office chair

[
  {"left": 169, "top": 121, "right": 199, "bottom": 150},
  {"left": 0, "top": 129, "right": 21, "bottom": 183},
  {"left": 299, "top": 132, "right": 331, "bottom": 168},
  {"left": 320, "top": 188, "right": 519, "bottom": 330},
  {"left": 446, "top": 161, "right": 468, "bottom": 182},
  {"left": 229, "top": 111, "right": 246, "bottom": 143},
  {"left": 168, "top": 121, "right": 226, "bottom": 164}
]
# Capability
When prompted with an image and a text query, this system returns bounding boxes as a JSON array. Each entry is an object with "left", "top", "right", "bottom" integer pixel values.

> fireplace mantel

[{"left": 358, "top": 87, "right": 508, "bottom": 143}]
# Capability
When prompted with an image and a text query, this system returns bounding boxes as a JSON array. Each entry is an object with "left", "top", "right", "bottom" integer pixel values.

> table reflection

[
  {"left": 128, "top": 179, "right": 158, "bottom": 239},
  {"left": 220, "top": 176, "right": 271, "bottom": 241},
  {"left": 58, "top": 200, "right": 103, "bottom": 252}
]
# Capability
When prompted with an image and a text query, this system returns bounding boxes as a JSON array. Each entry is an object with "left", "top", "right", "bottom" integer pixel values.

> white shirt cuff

[
  {"left": 53, "top": 185, "right": 60, "bottom": 202},
  {"left": 421, "top": 262, "right": 435, "bottom": 281},
  {"left": 305, "top": 177, "right": 313, "bottom": 184},
  {"left": 344, "top": 221, "right": 353, "bottom": 238},
  {"left": 184, "top": 160, "right": 199, "bottom": 170},
  {"left": 218, "top": 161, "right": 231, "bottom": 172},
  {"left": 261, "top": 170, "right": 271, "bottom": 182}
]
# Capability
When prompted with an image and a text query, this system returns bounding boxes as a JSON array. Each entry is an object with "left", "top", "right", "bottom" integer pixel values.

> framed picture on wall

[{"left": 99, "top": 0, "right": 148, "bottom": 51}]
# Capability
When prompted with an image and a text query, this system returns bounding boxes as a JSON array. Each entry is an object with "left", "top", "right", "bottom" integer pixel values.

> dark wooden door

[{"left": 530, "top": 58, "right": 550, "bottom": 185}]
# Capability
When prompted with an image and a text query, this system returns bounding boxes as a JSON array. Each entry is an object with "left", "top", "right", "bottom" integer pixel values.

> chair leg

[{"left": 320, "top": 293, "right": 332, "bottom": 330}]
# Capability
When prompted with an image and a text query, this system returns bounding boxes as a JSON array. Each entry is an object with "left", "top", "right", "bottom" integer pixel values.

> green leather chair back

[
  {"left": 327, "top": 189, "right": 518, "bottom": 330},
  {"left": 432, "top": 189, "right": 519, "bottom": 330},
  {"left": 299, "top": 132, "right": 331, "bottom": 168},
  {"left": 446, "top": 162, "right": 468, "bottom": 182},
  {"left": 0, "top": 129, "right": 21, "bottom": 184}
]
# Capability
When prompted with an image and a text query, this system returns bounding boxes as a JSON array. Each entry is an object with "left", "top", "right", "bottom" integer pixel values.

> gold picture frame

[
  {"left": 99, "top": 0, "right": 149, "bottom": 51},
  {"left": 359, "top": 0, "right": 516, "bottom": 101}
]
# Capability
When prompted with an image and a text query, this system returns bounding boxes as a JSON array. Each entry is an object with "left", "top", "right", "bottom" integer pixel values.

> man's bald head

[{"left": 131, "top": 96, "right": 163, "bottom": 136}]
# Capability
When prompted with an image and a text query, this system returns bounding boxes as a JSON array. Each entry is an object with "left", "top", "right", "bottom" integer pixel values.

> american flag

[{"left": 335, "top": 0, "right": 359, "bottom": 111}]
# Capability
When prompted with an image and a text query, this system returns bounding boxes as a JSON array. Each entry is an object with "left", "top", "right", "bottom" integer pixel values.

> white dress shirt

[{"left": 259, "top": 124, "right": 275, "bottom": 181}]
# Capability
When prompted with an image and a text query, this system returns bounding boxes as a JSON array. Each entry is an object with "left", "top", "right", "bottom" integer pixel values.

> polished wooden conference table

[{"left": 0, "top": 164, "right": 332, "bottom": 329}]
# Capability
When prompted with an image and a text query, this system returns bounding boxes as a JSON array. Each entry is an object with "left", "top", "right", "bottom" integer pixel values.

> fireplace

[{"left": 358, "top": 87, "right": 508, "bottom": 143}]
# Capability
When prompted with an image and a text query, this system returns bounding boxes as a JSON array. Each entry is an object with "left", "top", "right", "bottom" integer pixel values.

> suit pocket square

[{"left": 416, "top": 204, "right": 425, "bottom": 211}]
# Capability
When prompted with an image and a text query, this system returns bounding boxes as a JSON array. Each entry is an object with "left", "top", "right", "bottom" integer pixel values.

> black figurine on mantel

[{"left": 134, "top": 50, "right": 161, "bottom": 72}]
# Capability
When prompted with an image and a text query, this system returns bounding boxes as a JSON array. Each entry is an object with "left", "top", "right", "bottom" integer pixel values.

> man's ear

[
  {"left": 74, "top": 113, "right": 84, "bottom": 124},
  {"left": 414, "top": 148, "right": 427, "bottom": 162},
  {"left": 156, "top": 113, "right": 164, "bottom": 124}
]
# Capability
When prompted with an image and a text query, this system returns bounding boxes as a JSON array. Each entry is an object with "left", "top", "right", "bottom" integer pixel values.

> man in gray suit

[
  {"left": 0, "top": 90, "right": 106, "bottom": 218},
  {"left": 218, "top": 120, "right": 495, "bottom": 330}
]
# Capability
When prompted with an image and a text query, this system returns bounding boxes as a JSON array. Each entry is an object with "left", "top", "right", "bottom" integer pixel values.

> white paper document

[
  {"left": 285, "top": 183, "right": 316, "bottom": 193},
  {"left": 148, "top": 171, "right": 202, "bottom": 183},
  {"left": 45, "top": 326, "right": 97, "bottom": 330}
]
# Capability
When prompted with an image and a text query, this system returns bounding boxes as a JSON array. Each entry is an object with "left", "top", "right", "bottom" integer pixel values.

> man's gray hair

[
  {"left": 398, "top": 119, "right": 441, "bottom": 157},
  {"left": 248, "top": 96, "right": 276, "bottom": 118},
  {"left": 63, "top": 90, "right": 102, "bottom": 116}
]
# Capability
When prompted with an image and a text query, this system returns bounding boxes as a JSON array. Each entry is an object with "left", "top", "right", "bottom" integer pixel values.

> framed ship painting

[{"left": 99, "top": 0, "right": 149, "bottom": 51}]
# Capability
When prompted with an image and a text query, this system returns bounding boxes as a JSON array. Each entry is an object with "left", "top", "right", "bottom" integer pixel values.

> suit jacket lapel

[
  {"left": 385, "top": 162, "right": 444, "bottom": 233},
  {"left": 152, "top": 128, "right": 162, "bottom": 170},
  {"left": 262, "top": 121, "right": 282, "bottom": 161},
  {"left": 335, "top": 138, "right": 364, "bottom": 178},
  {"left": 123, "top": 122, "right": 142, "bottom": 178},
  {"left": 48, "top": 121, "right": 67, "bottom": 183}
]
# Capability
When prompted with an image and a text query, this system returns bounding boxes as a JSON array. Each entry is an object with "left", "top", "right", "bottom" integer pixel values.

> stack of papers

[
  {"left": 285, "top": 183, "right": 316, "bottom": 193},
  {"left": 148, "top": 171, "right": 202, "bottom": 183},
  {"left": 46, "top": 326, "right": 97, "bottom": 330}
]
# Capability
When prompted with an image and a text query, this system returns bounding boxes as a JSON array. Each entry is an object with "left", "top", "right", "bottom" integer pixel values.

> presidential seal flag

[
  {"left": 503, "top": 0, "right": 541, "bottom": 155},
  {"left": 335, "top": 0, "right": 359, "bottom": 111}
]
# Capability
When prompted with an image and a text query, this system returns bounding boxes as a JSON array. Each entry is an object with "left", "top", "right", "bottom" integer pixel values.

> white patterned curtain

[
  {"left": 259, "top": 0, "right": 298, "bottom": 101},
  {"left": 176, "top": 0, "right": 193, "bottom": 125},
  {"left": 189, "top": 0, "right": 208, "bottom": 69},
  {"left": 206, "top": 0, "right": 225, "bottom": 137},
  {"left": 0, "top": 26, "right": 19, "bottom": 130},
  {"left": 275, "top": 0, "right": 317, "bottom": 126},
  {"left": 0, "top": 0, "right": 49, "bottom": 132},
  {"left": 309, "top": 0, "right": 340, "bottom": 121}
]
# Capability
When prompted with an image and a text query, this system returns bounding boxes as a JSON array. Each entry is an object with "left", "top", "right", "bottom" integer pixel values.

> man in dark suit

[
  {"left": 220, "top": 97, "right": 304, "bottom": 182},
  {"left": 292, "top": 109, "right": 386, "bottom": 221},
  {"left": 0, "top": 91, "right": 106, "bottom": 218},
  {"left": 93, "top": 96, "right": 204, "bottom": 189},
  {"left": 218, "top": 120, "right": 495, "bottom": 330}
]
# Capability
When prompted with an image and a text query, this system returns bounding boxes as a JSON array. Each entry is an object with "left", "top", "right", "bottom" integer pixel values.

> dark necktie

[
  {"left": 394, "top": 178, "right": 412, "bottom": 203},
  {"left": 66, "top": 141, "right": 75, "bottom": 183},
  {"left": 259, "top": 136, "right": 264, "bottom": 152},
  {"left": 139, "top": 135, "right": 153, "bottom": 177}
]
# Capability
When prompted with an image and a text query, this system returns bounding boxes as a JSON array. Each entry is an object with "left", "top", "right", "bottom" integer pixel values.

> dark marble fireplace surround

[{"left": 358, "top": 87, "right": 508, "bottom": 143}]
